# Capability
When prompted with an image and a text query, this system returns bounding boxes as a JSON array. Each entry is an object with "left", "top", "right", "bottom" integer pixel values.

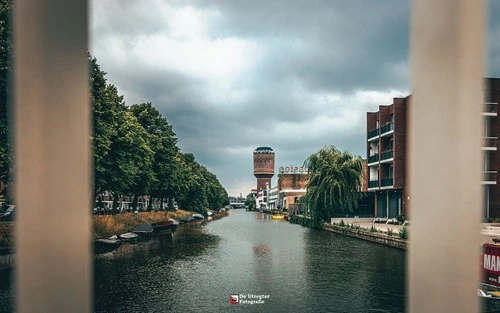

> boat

[
  {"left": 271, "top": 214, "right": 285, "bottom": 220},
  {"left": 118, "top": 232, "right": 139, "bottom": 242},
  {"left": 151, "top": 219, "right": 179, "bottom": 234},
  {"left": 132, "top": 223, "right": 154, "bottom": 237},
  {"left": 94, "top": 236, "right": 121, "bottom": 254},
  {"left": 192, "top": 213, "right": 204, "bottom": 220}
]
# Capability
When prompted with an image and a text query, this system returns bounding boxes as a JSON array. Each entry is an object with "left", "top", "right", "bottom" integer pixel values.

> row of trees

[
  {"left": 0, "top": 2, "right": 229, "bottom": 213},
  {"left": 0, "top": 0, "right": 12, "bottom": 192},
  {"left": 90, "top": 56, "right": 228, "bottom": 213},
  {"left": 302, "top": 146, "right": 363, "bottom": 227}
]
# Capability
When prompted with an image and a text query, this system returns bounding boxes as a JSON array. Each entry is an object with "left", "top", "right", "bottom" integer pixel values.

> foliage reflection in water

[
  {"left": 0, "top": 210, "right": 405, "bottom": 312},
  {"left": 94, "top": 210, "right": 405, "bottom": 313}
]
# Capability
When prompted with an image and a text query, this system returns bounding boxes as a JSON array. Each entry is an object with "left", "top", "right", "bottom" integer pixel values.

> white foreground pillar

[
  {"left": 409, "top": 1, "right": 484, "bottom": 312},
  {"left": 14, "top": 1, "right": 91, "bottom": 312}
]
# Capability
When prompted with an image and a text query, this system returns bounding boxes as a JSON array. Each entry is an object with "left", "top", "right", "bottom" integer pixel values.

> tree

[
  {"left": 104, "top": 108, "right": 154, "bottom": 210},
  {"left": 90, "top": 55, "right": 120, "bottom": 204},
  {"left": 0, "top": 0, "right": 12, "bottom": 196},
  {"left": 129, "top": 103, "right": 179, "bottom": 210},
  {"left": 303, "top": 146, "right": 363, "bottom": 226}
]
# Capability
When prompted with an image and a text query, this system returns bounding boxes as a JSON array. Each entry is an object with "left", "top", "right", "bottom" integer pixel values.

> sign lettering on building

[{"left": 279, "top": 166, "right": 308, "bottom": 174}]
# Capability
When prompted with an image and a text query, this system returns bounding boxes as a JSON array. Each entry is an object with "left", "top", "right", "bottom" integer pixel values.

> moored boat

[
  {"left": 94, "top": 237, "right": 121, "bottom": 254},
  {"left": 118, "top": 232, "right": 139, "bottom": 242},
  {"left": 132, "top": 223, "right": 154, "bottom": 237},
  {"left": 151, "top": 219, "right": 179, "bottom": 234},
  {"left": 271, "top": 214, "right": 285, "bottom": 220},
  {"left": 192, "top": 213, "right": 204, "bottom": 220}
]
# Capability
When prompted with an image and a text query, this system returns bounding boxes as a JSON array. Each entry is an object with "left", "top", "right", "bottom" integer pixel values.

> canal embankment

[
  {"left": 323, "top": 223, "right": 408, "bottom": 250},
  {"left": 289, "top": 215, "right": 408, "bottom": 250}
]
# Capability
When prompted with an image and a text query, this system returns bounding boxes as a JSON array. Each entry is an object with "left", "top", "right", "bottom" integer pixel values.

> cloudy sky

[{"left": 90, "top": 1, "right": 500, "bottom": 197}]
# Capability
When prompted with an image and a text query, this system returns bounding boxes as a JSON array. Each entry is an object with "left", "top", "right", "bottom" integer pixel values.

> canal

[{"left": 0, "top": 209, "right": 406, "bottom": 312}]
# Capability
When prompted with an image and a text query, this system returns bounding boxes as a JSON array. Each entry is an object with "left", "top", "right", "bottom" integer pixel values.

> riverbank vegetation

[
  {"left": 302, "top": 146, "right": 363, "bottom": 227},
  {"left": 93, "top": 210, "right": 193, "bottom": 239}
]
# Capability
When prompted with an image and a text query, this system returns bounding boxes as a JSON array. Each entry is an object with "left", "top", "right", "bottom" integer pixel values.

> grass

[{"left": 93, "top": 210, "right": 193, "bottom": 239}]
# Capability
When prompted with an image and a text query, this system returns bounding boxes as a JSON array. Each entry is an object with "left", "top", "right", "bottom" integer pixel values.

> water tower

[{"left": 253, "top": 147, "right": 275, "bottom": 193}]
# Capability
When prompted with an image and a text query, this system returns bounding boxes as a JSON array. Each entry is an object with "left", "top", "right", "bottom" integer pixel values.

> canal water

[{"left": 0, "top": 209, "right": 406, "bottom": 312}]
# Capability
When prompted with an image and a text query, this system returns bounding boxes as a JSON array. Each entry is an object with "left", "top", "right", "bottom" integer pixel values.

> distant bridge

[{"left": 229, "top": 200, "right": 246, "bottom": 209}]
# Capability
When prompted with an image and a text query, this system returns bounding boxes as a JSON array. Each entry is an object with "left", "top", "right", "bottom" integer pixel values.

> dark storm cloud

[
  {"left": 90, "top": 1, "right": 500, "bottom": 195},
  {"left": 191, "top": 0, "right": 410, "bottom": 92}
]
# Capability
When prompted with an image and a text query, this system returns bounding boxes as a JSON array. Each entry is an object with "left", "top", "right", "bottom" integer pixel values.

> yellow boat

[{"left": 271, "top": 214, "right": 285, "bottom": 220}]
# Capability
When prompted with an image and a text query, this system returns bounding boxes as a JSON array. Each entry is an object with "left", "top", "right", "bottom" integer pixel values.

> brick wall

[
  {"left": 278, "top": 173, "right": 308, "bottom": 190},
  {"left": 393, "top": 97, "right": 408, "bottom": 189}
]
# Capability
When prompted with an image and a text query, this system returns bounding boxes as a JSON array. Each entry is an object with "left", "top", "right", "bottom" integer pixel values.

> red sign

[{"left": 482, "top": 244, "right": 500, "bottom": 287}]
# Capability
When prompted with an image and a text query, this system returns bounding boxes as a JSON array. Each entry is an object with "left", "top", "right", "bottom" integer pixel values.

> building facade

[
  {"left": 277, "top": 166, "right": 308, "bottom": 214},
  {"left": 366, "top": 96, "right": 409, "bottom": 218},
  {"left": 366, "top": 78, "right": 500, "bottom": 219},
  {"left": 483, "top": 78, "right": 500, "bottom": 218}
]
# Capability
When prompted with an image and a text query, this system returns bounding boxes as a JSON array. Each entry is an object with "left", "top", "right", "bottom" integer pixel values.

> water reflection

[
  {"left": 303, "top": 229, "right": 406, "bottom": 313},
  {"left": 0, "top": 269, "right": 13, "bottom": 313},
  {"left": 0, "top": 210, "right": 407, "bottom": 312}
]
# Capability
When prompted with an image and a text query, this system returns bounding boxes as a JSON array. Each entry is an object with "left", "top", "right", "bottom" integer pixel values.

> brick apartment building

[{"left": 366, "top": 78, "right": 500, "bottom": 219}]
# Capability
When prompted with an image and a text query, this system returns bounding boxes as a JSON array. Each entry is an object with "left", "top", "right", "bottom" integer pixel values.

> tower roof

[{"left": 254, "top": 146, "right": 274, "bottom": 153}]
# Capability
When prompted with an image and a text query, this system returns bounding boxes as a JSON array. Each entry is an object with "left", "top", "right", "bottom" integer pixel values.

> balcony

[
  {"left": 368, "top": 154, "right": 379, "bottom": 164},
  {"left": 368, "top": 180, "right": 379, "bottom": 188},
  {"left": 367, "top": 128, "right": 379, "bottom": 141},
  {"left": 482, "top": 171, "right": 497, "bottom": 184},
  {"left": 482, "top": 137, "right": 498, "bottom": 150},
  {"left": 483, "top": 102, "right": 497, "bottom": 116},
  {"left": 380, "top": 150, "right": 393, "bottom": 162},
  {"left": 380, "top": 122, "right": 394, "bottom": 136},
  {"left": 380, "top": 178, "right": 394, "bottom": 187}
]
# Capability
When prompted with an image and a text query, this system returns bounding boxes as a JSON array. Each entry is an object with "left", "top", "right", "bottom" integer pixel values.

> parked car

[{"left": 0, "top": 205, "right": 15, "bottom": 221}]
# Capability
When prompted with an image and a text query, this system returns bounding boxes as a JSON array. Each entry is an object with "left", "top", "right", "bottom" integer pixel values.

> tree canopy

[
  {"left": 0, "top": 0, "right": 12, "bottom": 189},
  {"left": 88, "top": 55, "right": 228, "bottom": 213},
  {"left": 303, "top": 146, "right": 363, "bottom": 226}
]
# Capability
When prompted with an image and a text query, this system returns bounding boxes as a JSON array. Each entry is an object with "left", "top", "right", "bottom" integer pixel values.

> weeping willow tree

[{"left": 303, "top": 146, "right": 363, "bottom": 227}]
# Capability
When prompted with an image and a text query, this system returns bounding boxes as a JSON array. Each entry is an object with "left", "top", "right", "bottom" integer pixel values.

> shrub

[
  {"left": 339, "top": 219, "right": 345, "bottom": 227},
  {"left": 387, "top": 228, "right": 394, "bottom": 236},
  {"left": 370, "top": 224, "right": 377, "bottom": 232},
  {"left": 398, "top": 226, "right": 409, "bottom": 239}
]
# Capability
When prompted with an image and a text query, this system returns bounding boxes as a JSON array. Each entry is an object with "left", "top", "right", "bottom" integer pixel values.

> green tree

[
  {"left": 303, "top": 146, "right": 363, "bottom": 227},
  {"left": 174, "top": 153, "right": 228, "bottom": 214},
  {"left": 129, "top": 103, "right": 179, "bottom": 210},
  {"left": 0, "top": 0, "right": 12, "bottom": 197},
  {"left": 104, "top": 108, "right": 154, "bottom": 210},
  {"left": 90, "top": 55, "right": 121, "bottom": 204},
  {"left": 245, "top": 194, "right": 256, "bottom": 211}
]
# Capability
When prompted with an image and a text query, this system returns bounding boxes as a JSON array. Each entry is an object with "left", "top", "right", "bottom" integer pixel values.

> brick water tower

[{"left": 253, "top": 147, "right": 275, "bottom": 193}]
